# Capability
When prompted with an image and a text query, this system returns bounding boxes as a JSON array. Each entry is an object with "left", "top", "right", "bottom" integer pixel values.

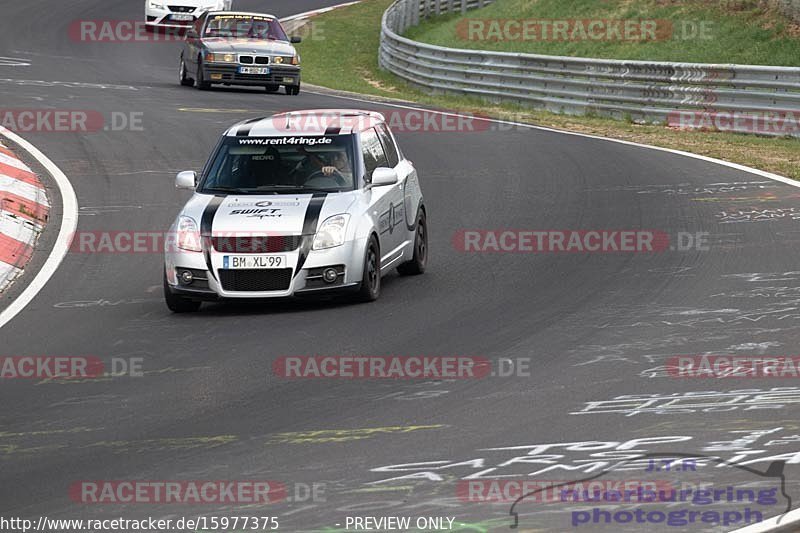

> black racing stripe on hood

[
  {"left": 236, "top": 117, "right": 265, "bottom": 137},
  {"left": 295, "top": 192, "right": 328, "bottom": 277},
  {"left": 201, "top": 195, "right": 226, "bottom": 281}
]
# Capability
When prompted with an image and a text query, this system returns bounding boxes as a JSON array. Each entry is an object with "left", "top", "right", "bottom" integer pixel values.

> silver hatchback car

[{"left": 164, "top": 109, "right": 428, "bottom": 312}]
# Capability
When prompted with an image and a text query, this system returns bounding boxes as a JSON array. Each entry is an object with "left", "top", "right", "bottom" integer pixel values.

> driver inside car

[
  {"left": 321, "top": 151, "right": 352, "bottom": 179},
  {"left": 292, "top": 148, "right": 352, "bottom": 187}
]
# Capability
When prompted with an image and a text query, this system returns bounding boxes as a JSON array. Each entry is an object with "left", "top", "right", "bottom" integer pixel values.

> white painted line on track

[
  {"left": 0, "top": 127, "right": 78, "bottom": 330},
  {"left": 280, "top": 1, "right": 361, "bottom": 23},
  {"left": 0, "top": 56, "right": 30, "bottom": 67},
  {"left": 729, "top": 511, "right": 798, "bottom": 533}
]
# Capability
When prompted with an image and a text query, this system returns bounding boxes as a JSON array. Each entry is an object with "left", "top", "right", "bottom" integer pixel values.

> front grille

[
  {"left": 238, "top": 55, "right": 270, "bottom": 65},
  {"left": 219, "top": 269, "right": 292, "bottom": 292},
  {"left": 210, "top": 235, "right": 302, "bottom": 253},
  {"left": 168, "top": 5, "right": 195, "bottom": 12},
  {"left": 206, "top": 65, "right": 299, "bottom": 84}
]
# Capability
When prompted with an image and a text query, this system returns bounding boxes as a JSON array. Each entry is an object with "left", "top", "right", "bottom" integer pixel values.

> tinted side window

[
  {"left": 376, "top": 125, "right": 400, "bottom": 167},
  {"left": 360, "top": 128, "right": 389, "bottom": 179}
]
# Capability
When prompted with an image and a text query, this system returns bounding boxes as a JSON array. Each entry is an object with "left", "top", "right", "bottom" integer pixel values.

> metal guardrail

[{"left": 379, "top": 0, "right": 800, "bottom": 136}]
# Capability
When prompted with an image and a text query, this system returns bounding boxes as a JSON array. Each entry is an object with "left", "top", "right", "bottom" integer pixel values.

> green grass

[
  {"left": 406, "top": 0, "right": 800, "bottom": 66},
  {"left": 295, "top": 0, "right": 800, "bottom": 180},
  {"left": 297, "top": 0, "right": 401, "bottom": 96}
]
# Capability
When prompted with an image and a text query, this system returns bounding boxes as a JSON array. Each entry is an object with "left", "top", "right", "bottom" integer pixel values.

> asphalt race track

[{"left": 2, "top": 1, "right": 800, "bottom": 532}]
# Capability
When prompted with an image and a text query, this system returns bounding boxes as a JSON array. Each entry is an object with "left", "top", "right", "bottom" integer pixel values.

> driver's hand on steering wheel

[{"left": 321, "top": 166, "right": 338, "bottom": 176}]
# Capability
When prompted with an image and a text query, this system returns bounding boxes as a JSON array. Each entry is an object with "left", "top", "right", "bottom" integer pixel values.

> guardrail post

[
  {"left": 412, "top": 0, "right": 420, "bottom": 26},
  {"left": 435, "top": 0, "right": 441, "bottom": 15},
  {"left": 461, "top": 0, "right": 467, "bottom": 14}
]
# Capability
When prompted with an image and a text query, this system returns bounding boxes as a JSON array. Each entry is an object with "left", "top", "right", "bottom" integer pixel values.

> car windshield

[
  {"left": 203, "top": 14, "right": 289, "bottom": 41},
  {"left": 200, "top": 135, "right": 357, "bottom": 194}
]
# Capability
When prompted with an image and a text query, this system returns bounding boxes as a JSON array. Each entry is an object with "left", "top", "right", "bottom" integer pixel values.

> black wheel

[
  {"left": 398, "top": 209, "right": 427, "bottom": 275},
  {"left": 285, "top": 83, "right": 300, "bottom": 95},
  {"left": 195, "top": 57, "right": 211, "bottom": 90},
  {"left": 356, "top": 236, "right": 381, "bottom": 302},
  {"left": 164, "top": 272, "right": 201, "bottom": 313},
  {"left": 264, "top": 84, "right": 280, "bottom": 93},
  {"left": 179, "top": 56, "right": 193, "bottom": 86}
]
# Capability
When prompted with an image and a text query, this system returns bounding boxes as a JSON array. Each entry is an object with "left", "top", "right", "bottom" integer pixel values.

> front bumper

[
  {"left": 145, "top": 7, "right": 198, "bottom": 28},
  {"left": 202, "top": 64, "right": 301, "bottom": 86},
  {"left": 165, "top": 236, "right": 366, "bottom": 300}
]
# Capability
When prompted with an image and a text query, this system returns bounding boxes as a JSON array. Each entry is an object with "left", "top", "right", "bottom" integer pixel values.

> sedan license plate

[
  {"left": 170, "top": 14, "right": 194, "bottom": 21},
  {"left": 239, "top": 66, "right": 269, "bottom": 75},
  {"left": 224, "top": 255, "right": 285, "bottom": 269},
  {"left": 283, "top": 77, "right": 295, "bottom": 83}
]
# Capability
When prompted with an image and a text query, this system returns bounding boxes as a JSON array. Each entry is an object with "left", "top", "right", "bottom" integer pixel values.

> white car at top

[
  {"left": 163, "top": 109, "right": 428, "bottom": 312},
  {"left": 146, "top": 0, "right": 232, "bottom": 30}
]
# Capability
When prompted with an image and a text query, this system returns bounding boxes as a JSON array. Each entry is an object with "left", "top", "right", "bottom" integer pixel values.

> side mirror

[
  {"left": 176, "top": 171, "right": 197, "bottom": 190},
  {"left": 290, "top": 36, "right": 302, "bottom": 44},
  {"left": 371, "top": 167, "right": 398, "bottom": 187}
]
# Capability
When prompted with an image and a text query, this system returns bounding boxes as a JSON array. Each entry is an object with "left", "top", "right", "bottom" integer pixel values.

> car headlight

[
  {"left": 177, "top": 216, "right": 202, "bottom": 252},
  {"left": 313, "top": 214, "right": 349, "bottom": 250},
  {"left": 149, "top": 1, "right": 166, "bottom": 9},
  {"left": 205, "top": 53, "right": 236, "bottom": 63}
]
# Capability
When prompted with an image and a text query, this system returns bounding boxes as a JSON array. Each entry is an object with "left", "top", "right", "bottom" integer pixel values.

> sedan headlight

[
  {"left": 205, "top": 53, "right": 236, "bottom": 63},
  {"left": 313, "top": 214, "right": 349, "bottom": 250},
  {"left": 149, "top": 1, "right": 166, "bottom": 9},
  {"left": 177, "top": 216, "right": 202, "bottom": 252}
]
